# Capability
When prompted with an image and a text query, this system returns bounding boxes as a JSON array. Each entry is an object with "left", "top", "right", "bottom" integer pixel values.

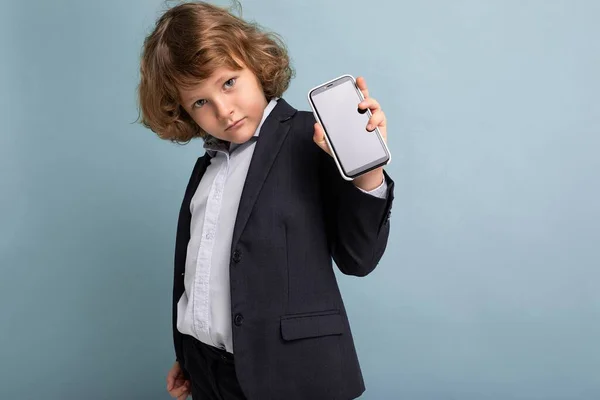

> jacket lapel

[{"left": 231, "top": 98, "right": 297, "bottom": 250}]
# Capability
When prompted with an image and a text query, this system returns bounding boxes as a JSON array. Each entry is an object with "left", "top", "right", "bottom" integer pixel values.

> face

[{"left": 178, "top": 65, "right": 268, "bottom": 144}]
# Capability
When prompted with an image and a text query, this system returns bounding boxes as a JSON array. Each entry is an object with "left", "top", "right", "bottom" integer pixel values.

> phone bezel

[{"left": 307, "top": 74, "right": 391, "bottom": 181}]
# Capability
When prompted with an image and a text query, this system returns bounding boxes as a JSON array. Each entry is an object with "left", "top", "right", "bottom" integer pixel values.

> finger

[
  {"left": 358, "top": 97, "right": 381, "bottom": 113},
  {"left": 177, "top": 392, "right": 189, "bottom": 400},
  {"left": 166, "top": 373, "right": 175, "bottom": 391},
  {"left": 167, "top": 361, "right": 182, "bottom": 391},
  {"left": 177, "top": 389, "right": 189, "bottom": 400},
  {"left": 174, "top": 377, "right": 187, "bottom": 389},
  {"left": 313, "top": 122, "right": 332, "bottom": 156},
  {"left": 168, "top": 379, "right": 186, "bottom": 396},
  {"left": 182, "top": 381, "right": 191, "bottom": 399},
  {"left": 172, "top": 382, "right": 190, "bottom": 399},
  {"left": 356, "top": 76, "right": 369, "bottom": 99},
  {"left": 168, "top": 373, "right": 184, "bottom": 392},
  {"left": 367, "top": 109, "right": 386, "bottom": 131}
]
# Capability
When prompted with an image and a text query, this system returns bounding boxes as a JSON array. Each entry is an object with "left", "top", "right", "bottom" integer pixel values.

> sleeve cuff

[{"left": 356, "top": 176, "right": 388, "bottom": 199}]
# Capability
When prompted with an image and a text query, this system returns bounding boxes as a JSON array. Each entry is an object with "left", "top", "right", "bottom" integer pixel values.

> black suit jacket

[{"left": 172, "top": 98, "right": 394, "bottom": 399}]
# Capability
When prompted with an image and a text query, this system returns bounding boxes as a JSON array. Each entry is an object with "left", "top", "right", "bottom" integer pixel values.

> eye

[
  {"left": 224, "top": 77, "right": 236, "bottom": 88},
  {"left": 192, "top": 99, "right": 207, "bottom": 109},
  {"left": 190, "top": 77, "right": 237, "bottom": 109}
]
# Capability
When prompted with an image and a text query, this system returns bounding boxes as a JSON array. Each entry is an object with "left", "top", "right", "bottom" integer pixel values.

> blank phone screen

[{"left": 311, "top": 78, "right": 388, "bottom": 176}]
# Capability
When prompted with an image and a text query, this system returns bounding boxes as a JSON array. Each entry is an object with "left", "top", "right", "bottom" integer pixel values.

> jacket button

[
  {"left": 232, "top": 249, "right": 242, "bottom": 263},
  {"left": 234, "top": 313, "right": 244, "bottom": 326}
]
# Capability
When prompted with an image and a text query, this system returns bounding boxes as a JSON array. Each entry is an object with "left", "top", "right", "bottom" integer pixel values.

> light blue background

[{"left": 1, "top": 0, "right": 599, "bottom": 399}]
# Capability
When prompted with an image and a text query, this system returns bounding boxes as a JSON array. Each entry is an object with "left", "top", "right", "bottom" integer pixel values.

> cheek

[
  {"left": 193, "top": 112, "right": 213, "bottom": 129},
  {"left": 247, "top": 98, "right": 265, "bottom": 118}
]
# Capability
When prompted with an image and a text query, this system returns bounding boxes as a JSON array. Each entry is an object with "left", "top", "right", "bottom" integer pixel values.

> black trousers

[{"left": 181, "top": 334, "right": 247, "bottom": 400}]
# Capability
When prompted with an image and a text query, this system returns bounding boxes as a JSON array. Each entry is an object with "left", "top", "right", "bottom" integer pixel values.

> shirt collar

[{"left": 204, "top": 98, "right": 280, "bottom": 157}]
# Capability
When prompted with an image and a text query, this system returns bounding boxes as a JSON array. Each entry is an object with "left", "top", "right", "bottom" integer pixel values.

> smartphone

[{"left": 307, "top": 74, "right": 391, "bottom": 181}]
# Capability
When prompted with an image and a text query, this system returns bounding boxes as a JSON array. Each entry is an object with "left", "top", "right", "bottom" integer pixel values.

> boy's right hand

[{"left": 166, "top": 361, "right": 191, "bottom": 400}]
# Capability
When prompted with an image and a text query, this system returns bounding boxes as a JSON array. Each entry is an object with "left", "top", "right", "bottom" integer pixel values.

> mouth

[{"left": 226, "top": 118, "right": 246, "bottom": 131}]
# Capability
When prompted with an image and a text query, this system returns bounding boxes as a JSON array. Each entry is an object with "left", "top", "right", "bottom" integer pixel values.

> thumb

[
  {"left": 313, "top": 122, "right": 332, "bottom": 156},
  {"left": 167, "top": 372, "right": 175, "bottom": 391},
  {"left": 167, "top": 362, "right": 180, "bottom": 391}
]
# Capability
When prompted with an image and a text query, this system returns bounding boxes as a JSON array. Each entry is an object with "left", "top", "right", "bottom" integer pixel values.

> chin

[
  {"left": 230, "top": 126, "right": 257, "bottom": 144},
  {"left": 227, "top": 132, "right": 246, "bottom": 143}
]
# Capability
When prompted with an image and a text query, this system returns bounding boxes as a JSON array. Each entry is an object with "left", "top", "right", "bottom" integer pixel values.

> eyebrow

[{"left": 184, "top": 73, "right": 234, "bottom": 105}]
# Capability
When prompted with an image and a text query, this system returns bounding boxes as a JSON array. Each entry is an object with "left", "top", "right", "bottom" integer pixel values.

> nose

[{"left": 213, "top": 97, "right": 233, "bottom": 120}]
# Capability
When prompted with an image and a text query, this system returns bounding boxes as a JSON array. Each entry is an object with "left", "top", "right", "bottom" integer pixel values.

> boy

[{"left": 137, "top": 2, "right": 394, "bottom": 399}]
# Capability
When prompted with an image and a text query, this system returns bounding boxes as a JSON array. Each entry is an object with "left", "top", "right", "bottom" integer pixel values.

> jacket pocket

[{"left": 280, "top": 309, "right": 344, "bottom": 341}]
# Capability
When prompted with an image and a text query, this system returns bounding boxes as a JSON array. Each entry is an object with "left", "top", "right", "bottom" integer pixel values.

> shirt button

[{"left": 234, "top": 313, "right": 244, "bottom": 326}]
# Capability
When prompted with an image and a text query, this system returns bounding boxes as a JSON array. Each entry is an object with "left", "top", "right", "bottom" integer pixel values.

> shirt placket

[{"left": 192, "top": 149, "right": 230, "bottom": 340}]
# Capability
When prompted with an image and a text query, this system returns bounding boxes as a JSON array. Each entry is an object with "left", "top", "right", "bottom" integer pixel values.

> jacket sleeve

[{"left": 316, "top": 119, "right": 395, "bottom": 277}]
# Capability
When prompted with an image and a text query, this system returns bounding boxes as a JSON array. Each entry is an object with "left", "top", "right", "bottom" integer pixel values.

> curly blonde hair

[{"left": 136, "top": 1, "right": 294, "bottom": 143}]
